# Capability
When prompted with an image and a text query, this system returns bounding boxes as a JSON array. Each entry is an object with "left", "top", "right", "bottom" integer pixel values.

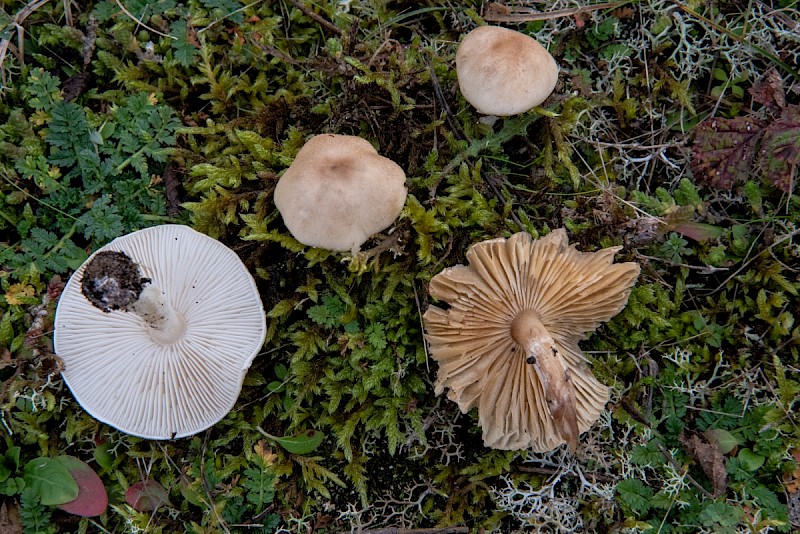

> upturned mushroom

[
  {"left": 54, "top": 225, "right": 267, "bottom": 439},
  {"left": 273, "top": 134, "right": 408, "bottom": 254},
  {"left": 456, "top": 25, "right": 558, "bottom": 116},
  {"left": 423, "top": 230, "right": 639, "bottom": 452}
]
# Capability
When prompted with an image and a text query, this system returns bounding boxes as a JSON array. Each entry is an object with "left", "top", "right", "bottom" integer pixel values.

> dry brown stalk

[{"left": 483, "top": 1, "right": 624, "bottom": 23}]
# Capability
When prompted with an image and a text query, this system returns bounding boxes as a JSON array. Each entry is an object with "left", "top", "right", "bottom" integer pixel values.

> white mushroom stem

[
  {"left": 131, "top": 285, "right": 186, "bottom": 345},
  {"left": 510, "top": 309, "right": 579, "bottom": 451}
]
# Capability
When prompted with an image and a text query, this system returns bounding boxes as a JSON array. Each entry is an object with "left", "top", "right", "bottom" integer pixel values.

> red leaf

[
  {"left": 668, "top": 222, "right": 724, "bottom": 242},
  {"left": 759, "top": 105, "right": 800, "bottom": 193},
  {"left": 54, "top": 456, "right": 108, "bottom": 517},
  {"left": 126, "top": 480, "right": 169, "bottom": 512},
  {"left": 691, "top": 116, "right": 764, "bottom": 190}
]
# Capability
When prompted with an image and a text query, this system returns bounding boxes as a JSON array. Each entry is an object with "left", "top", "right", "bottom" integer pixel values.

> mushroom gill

[{"left": 423, "top": 230, "right": 640, "bottom": 452}]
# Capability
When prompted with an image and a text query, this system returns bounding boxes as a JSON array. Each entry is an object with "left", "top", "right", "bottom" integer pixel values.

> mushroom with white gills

[
  {"left": 273, "top": 133, "right": 408, "bottom": 255},
  {"left": 423, "top": 230, "right": 640, "bottom": 452},
  {"left": 455, "top": 25, "right": 558, "bottom": 117},
  {"left": 54, "top": 224, "right": 267, "bottom": 440}
]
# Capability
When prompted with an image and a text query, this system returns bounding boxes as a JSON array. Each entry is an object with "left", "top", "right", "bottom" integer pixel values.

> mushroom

[
  {"left": 54, "top": 225, "right": 267, "bottom": 439},
  {"left": 273, "top": 134, "right": 408, "bottom": 254},
  {"left": 423, "top": 230, "right": 639, "bottom": 451},
  {"left": 455, "top": 25, "right": 558, "bottom": 116}
]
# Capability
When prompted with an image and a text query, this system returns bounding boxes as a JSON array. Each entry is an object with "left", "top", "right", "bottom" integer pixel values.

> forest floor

[{"left": 1, "top": 0, "right": 800, "bottom": 532}]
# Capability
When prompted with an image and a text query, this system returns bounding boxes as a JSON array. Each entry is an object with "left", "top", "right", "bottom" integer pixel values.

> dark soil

[{"left": 80, "top": 251, "right": 150, "bottom": 312}]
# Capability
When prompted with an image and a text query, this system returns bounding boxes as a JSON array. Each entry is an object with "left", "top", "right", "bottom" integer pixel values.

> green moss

[{"left": 2, "top": 0, "right": 800, "bottom": 531}]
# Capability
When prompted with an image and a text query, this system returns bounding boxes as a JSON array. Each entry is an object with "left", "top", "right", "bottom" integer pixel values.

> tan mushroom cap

[
  {"left": 54, "top": 225, "right": 267, "bottom": 440},
  {"left": 423, "top": 230, "right": 640, "bottom": 451},
  {"left": 274, "top": 134, "right": 408, "bottom": 254},
  {"left": 456, "top": 25, "right": 558, "bottom": 116}
]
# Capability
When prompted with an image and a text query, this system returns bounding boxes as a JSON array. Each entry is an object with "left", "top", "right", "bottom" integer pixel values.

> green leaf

[
  {"left": 699, "top": 501, "right": 743, "bottom": 529},
  {"left": 737, "top": 448, "right": 765, "bottom": 471},
  {"left": 22, "top": 457, "right": 79, "bottom": 506},
  {"left": 93, "top": 442, "right": 114, "bottom": 471},
  {"left": 243, "top": 464, "right": 276, "bottom": 511},
  {"left": 257, "top": 427, "right": 325, "bottom": 455},
  {"left": 616, "top": 478, "right": 653, "bottom": 515},
  {"left": 274, "top": 364, "right": 288, "bottom": 380},
  {"left": 703, "top": 428, "right": 740, "bottom": 455},
  {"left": 307, "top": 295, "right": 346, "bottom": 327},
  {"left": 170, "top": 19, "right": 199, "bottom": 67},
  {"left": 200, "top": 0, "right": 245, "bottom": 24}
]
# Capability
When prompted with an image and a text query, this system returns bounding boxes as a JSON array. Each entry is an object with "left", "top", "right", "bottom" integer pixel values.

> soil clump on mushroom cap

[{"left": 80, "top": 251, "right": 150, "bottom": 313}]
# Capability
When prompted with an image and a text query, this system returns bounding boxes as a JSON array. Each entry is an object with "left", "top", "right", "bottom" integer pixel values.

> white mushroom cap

[
  {"left": 54, "top": 225, "right": 267, "bottom": 440},
  {"left": 274, "top": 134, "right": 408, "bottom": 254},
  {"left": 423, "top": 230, "right": 640, "bottom": 451},
  {"left": 456, "top": 25, "right": 558, "bottom": 116}
]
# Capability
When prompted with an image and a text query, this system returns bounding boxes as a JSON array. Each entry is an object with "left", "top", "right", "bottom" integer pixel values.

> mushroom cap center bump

[{"left": 509, "top": 308, "right": 549, "bottom": 351}]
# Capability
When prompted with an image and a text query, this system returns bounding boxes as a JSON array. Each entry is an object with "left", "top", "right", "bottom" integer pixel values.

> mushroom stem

[
  {"left": 510, "top": 309, "right": 579, "bottom": 451},
  {"left": 131, "top": 285, "right": 186, "bottom": 345}
]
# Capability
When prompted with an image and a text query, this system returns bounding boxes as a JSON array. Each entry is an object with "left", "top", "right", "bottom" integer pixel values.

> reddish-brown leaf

[
  {"left": 55, "top": 456, "right": 108, "bottom": 517},
  {"left": 758, "top": 105, "right": 800, "bottom": 193},
  {"left": 691, "top": 116, "right": 764, "bottom": 190},
  {"left": 680, "top": 431, "right": 728, "bottom": 498},
  {"left": 126, "top": 480, "right": 170, "bottom": 512},
  {"left": 749, "top": 68, "right": 785, "bottom": 110}
]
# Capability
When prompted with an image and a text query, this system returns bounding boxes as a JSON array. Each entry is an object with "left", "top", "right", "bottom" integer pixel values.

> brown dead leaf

[
  {"left": 611, "top": 6, "right": 635, "bottom": 19},
  {"left": 254, "top": 440, "right": 278, "bottom": 466},
  {"left": 749, "top": 68, "right": 785, "bottom": 110},
  {"left": 62, "top": 71, "right": 91, "bottom": 102},
  {"left": 0, "top": 501, "right": 22, "bottom": 534},
  {"left": 163, "top": 162, "right": 183, "bottom": 217},
  {"left": 680, "top": 431, "right": 728, "bottom": 498}
]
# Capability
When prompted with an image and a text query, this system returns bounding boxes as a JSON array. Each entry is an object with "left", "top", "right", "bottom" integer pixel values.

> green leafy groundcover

[{"left": 1, "top": 0, "right": 799, "bottom": 532}]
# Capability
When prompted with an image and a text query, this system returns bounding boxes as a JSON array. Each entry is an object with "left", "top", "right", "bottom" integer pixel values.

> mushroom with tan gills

[
  {"left": 273, "top": 133, "right": 408, "bottom": 255},
  {"left": 422, "top": 230, "right": 640, "bottom": 452},
  {"left": 456, "top": 25, "right": 559, "bottom": 117},
  {"left": 54, "top": 225, "right": 267, "bottom": 440}
]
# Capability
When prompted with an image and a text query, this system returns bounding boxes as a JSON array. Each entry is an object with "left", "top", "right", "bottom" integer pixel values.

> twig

[
  {"left": 287, "top": 0, "right": 342, "bottom": 36},
  {"left": 198, "top": 0, "right": 265, "bottom": 33},
  {"left": 517, "top": 465, "right": 617, "bottom": 484},
  {"left": 201, "top": 432, "right": 232, "bottom": 534},
  {"left": 634, "top": 252, "right": 729, "bottom": 273},
  {"left": 254, "top": 41, "right": 301, "bottom": 66},
  {"left": 113, "top": 0, "right": 177, "bottom": 40},
  {"left": 0, "top": 0, "right": 52, "bottom": 83},
  {"left": 62, "top": 0, "right": 72, "bottom": 27},
  {"left": 337, "top": 529, "right": 469, "bottom": 534},
  {"left": 483, "top": 1, "right": 624, "bottom": 23},
  {"left": 656, "top": 444, "right": 714, "bottom": 500},
  {"left": 426, "top": 58, "right": 465, "bottom": 143}
]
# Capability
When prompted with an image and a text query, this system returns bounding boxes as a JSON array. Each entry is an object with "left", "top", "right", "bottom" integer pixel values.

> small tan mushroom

[
  {"left": 273, "top": 134, "right": 408, "bottom": 254},
  {"left": 456, "top": 25, "right": 558, "bottom": 116},
  {"left": 423, "top": 230, "right": 640, "bottom": 451}
]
